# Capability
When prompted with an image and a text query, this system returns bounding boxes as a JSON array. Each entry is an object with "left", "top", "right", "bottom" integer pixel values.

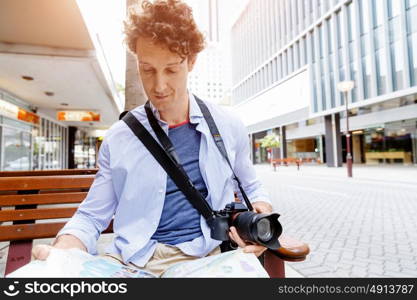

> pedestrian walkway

[{"left": 256, "top": 163, "right": 417, "bottom": 277}]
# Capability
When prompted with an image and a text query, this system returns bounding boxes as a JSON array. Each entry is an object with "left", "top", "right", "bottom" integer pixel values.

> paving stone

[
  {"left": 368, "top": 264, "right": 385, "bottom": 274},
  {"left": 325, "top": 253, "right": 340, "bottom": 263},
  {"left": 383, "top": 271, "right": 416, "bottom": 277},
  {"left": 332, "top": 270, "right": 352, "bottom": 277},
  {"left": 299, "top": 266, "right": 333, "bottom": 276}
]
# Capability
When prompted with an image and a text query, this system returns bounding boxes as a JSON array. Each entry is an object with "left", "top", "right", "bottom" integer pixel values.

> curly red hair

[{"left": 124, "top": 0, "right": 205, "bottom": 59}]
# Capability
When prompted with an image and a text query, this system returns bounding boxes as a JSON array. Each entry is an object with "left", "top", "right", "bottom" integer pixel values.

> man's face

[{"left": 135, "top": 37, "right": 195, "bottom": 113}]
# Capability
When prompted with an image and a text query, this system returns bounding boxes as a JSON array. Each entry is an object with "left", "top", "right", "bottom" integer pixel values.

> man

[{"left": 33, "top": 0, "right": 272, "bottom": 276}]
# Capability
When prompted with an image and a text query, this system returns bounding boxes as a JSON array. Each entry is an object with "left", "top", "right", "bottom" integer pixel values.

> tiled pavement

[{"left": 255, "top": 163, "right": 417, "bottom": 277}]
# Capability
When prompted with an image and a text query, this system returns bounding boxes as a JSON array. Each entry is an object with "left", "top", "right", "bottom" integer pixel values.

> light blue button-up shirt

[{"left": 57, "top": 93, "right": 270, "bottom": 267}]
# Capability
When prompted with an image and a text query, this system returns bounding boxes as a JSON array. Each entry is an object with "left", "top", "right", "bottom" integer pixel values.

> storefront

[
  {"left": 286, "top": 136, "right": 323, "bottom": 163},
  {"left": 252, "top": 130, "right": 268, "bottom": 164},
  {"left": 0, "top": 90, "right": 69, "bottom": 171},
  {"left": 73, "top": 128, "right": 97, "bottom": 169},
  {"left": 33, "top": 117, "right": 68, "bottom": 170},
  {"left": 350, "top": 119, "right": 417, "bottom": 165},
  {"left": 1, "top": 117, "right": 33, "bottom": 171}
]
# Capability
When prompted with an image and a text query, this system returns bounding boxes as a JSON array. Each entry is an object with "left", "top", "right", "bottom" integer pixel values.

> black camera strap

[
  {"left": 144, "top": 97, "right": 253, "bottom": 211},
  {"left": 122, "top": 111, "right": 214, "bottom": 221},
  {"left": 122, "top": 97, "right": 254, "bottom": 222},
  {"left": 144, "top": 101, "right": 182, "bottom": 166},
  {"left": 194, "top": 97, "right": 254, "bottom": 212}
]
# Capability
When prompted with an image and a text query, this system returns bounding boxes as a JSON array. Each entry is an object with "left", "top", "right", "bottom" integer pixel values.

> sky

[
  {"left": 76, "top": 0, "right": 127, "bottom": 87},
  {"left": 75, "top": 0, "right": 249, "bottom": 92}
]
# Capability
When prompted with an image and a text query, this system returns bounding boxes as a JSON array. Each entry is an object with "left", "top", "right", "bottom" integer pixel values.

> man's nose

[{"left": 154, "top": 74, "right": 168, "bottom": 93}]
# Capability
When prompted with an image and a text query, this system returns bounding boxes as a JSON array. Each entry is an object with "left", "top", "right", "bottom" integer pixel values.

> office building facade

[{"left": 231, "top": 0, "right": 417, "bottom": 166}]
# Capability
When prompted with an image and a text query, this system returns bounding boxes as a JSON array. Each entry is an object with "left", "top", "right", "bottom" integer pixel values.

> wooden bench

[
  {"left": 365, "top": 151, "right": 412, "bottom": 165},
  {"left": 0, "top": 169, "right": 98, "bottom": 177},
  {"left": 0, "top": 173, "right": 309, "bottom": 278},
  {"left": 271, "top": 158, "right": 303, "bottom": 171}
]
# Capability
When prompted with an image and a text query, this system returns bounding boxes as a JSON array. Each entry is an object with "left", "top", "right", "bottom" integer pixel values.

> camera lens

[
  {"left": 256, "top": 218, "right": 274, "bottom": 242},
  {"left": 230, "top": 210, "right": 282, "bottom": 250}
]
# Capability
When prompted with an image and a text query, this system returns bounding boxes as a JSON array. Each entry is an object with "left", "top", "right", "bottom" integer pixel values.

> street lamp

[{"left": 337, "top": 80, "right": 355, "bottom": 178}]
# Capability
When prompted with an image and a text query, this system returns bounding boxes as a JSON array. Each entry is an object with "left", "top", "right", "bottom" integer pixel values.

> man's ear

[{"left": 187, "top": 55, "right": 197, "bottom": 72}]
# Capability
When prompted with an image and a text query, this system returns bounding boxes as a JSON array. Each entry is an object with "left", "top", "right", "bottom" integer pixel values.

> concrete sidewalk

[
  {"left": 256, "top": 163, "right": 417, "bottom": 277},
  {"left": 264, "top": 163, "right": 417, "bottom": 184}
]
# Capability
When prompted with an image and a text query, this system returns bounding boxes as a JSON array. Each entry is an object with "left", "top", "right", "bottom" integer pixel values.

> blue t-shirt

[{"left": 151, "top": 121, "right": 208, "bottom": 245}]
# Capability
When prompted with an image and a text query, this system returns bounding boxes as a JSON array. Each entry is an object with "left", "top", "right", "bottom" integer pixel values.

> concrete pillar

[
  {"left": 324, "top": 114, "right": 342, "bottom": 167},
  {"left": 280, "top": 126, "right": 287, "bottom": 159},
  {"left": 125, "top": 0, "right": 147, "bottom": 111},
  {"left": 68, "top": 126, "right": 77, "bottom": 169},
  {"left": 249, "top": 134, "right": 254, "bottom": 164}
]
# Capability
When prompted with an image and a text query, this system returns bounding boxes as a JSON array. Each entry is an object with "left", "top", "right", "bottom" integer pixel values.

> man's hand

[
  {"left": 228, "top": 200, "right": 273, "bottom": 257},
  {"left": 251, "top": 201, "right": 273, "bottom": 214},
  {"left": 31, "top": 234, "right": 87, "bottom": 261}
]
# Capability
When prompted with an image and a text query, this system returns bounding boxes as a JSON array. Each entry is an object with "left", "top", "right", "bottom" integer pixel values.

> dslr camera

[{"left": 208, "top": 202, "right": 282, "bottom": 250}]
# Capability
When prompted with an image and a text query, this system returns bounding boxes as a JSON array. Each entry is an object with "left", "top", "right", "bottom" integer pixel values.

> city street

[{"left": 256, "top": 163, "right": 417, "bottom": 277}]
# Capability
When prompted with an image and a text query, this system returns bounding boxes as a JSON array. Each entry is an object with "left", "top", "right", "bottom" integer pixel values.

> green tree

[{"left": 260, "top": 134, "right": 280, "bottom": 149}]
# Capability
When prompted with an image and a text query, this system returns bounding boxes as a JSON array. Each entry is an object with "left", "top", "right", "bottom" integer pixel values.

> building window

[
  {"left": 375, "top": 48, "right": 388, "bottom": 95},
  {"left": 359, "top": 0, "right": 371, "bottom": 99},
  {"left": 388, "top": 1, "right": 404, "bottom": 90},
  {"left": 406, "top": 1, "right": 417, "bottom": 85},
  {"left": 288, "top": 46, "right": 294, "bottom": 74},
  {"left": 347, "top": 2, "right": 358, "bottom": 102},
  {"left": 273, "top": 57, "right": 278, "bottom": 82},
  {"left": 372, "top": 0, "right": 388, "bottom": 95}
]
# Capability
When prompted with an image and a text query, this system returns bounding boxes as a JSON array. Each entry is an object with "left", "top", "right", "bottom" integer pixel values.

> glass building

[{"left": 231, "top": 0, "right": 417, "bottom": 166}]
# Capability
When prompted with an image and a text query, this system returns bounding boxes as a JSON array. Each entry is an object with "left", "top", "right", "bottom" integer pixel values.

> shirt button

[{"left": 159, "top": 189, "right": 164, "bottom": 193}]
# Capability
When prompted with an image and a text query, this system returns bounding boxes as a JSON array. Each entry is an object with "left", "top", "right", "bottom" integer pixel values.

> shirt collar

[{"left": 148, "top": 91, "right": 204, "bottom": 124}]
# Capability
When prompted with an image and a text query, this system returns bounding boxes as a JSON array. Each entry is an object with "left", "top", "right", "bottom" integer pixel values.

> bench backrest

[
  {"left": 0, "top": 174, "right": 112, "bottom": 243},
  {"left": 0, "top": 169, "right": 98, "bottom": 177}
]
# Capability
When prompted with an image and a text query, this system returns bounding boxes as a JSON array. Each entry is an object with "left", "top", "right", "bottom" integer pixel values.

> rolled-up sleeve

[
  {"left": 232, "top": 118, "right": 271, "bottom": 205},
  {"left": 56, "top": 138, "right": 118, "bottom": 254}
]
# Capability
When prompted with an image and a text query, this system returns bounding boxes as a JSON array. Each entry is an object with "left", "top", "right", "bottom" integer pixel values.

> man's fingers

[
  {"left": 31, "top": 244, "right": 53, "bottom": 261},
  {"left": 229, "top": 226, "right": 246, "bottom": 248},
  {"left": 229, "top": 226, "right": 268, "bottom": 257},
  {"left": 252, "top": 201, "right": 273, "bottom": 213},
  {"left": 243, "top": 244, "right": 264, "bottom": 252},
  {"left": 243, "top": 244, "right": 267, "bottom": 257}
]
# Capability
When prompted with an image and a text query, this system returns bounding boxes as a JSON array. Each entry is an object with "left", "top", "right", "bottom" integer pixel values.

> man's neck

[{"left": 158, "top": 96, "right": 189, "bottom": 126}]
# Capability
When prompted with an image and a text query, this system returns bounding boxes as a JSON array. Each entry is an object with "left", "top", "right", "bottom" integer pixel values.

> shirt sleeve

[
  {"left": 232, "top": 118, "right": 271, "bottom": 205},
  {"left": 56, "top": 138, "right": 118, "bottom": 255}
]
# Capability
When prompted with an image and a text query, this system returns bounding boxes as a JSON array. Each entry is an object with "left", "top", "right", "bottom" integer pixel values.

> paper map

[{"left": 7, "top": 248, "right": 269, "bottom": 278}]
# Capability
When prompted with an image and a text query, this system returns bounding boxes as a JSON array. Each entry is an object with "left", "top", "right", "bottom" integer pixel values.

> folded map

[{"left": 6, "top": 248, "right": 269, "bottom": 278}]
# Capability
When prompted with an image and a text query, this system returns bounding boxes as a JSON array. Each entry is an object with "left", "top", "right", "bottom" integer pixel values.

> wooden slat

[
  {"left": 0, "top": 192, "right": 87, "bottom": 206},
  {"left": 0, "top": 207, "right": 77, "bottom": 222},
  {"left": 0, "top": 175, "right": 95, "bottom": 191},
  {"left": 0, "top": 220, "right": 114, "bottom": 241},
  {"left": 0, "top": 222, "right": 67, "bottom": 241},
  {"left": 0, "top": 169, "right": 98, "bottom": 177},
  {"left": 39, "top": 189, "right": 88, "bottom": 194}
]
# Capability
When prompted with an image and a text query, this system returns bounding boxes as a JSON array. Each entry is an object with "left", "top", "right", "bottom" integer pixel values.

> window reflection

[
  {"left": 364, "top": 120, "right": 416, "bottom": 165},
  {"left": 2, "top": 127, "right": 31, "bottom": 171}
]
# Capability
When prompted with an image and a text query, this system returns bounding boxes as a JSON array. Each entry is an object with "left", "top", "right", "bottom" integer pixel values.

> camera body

[{"left": 209, "top": 202, "right": 282, "bottom": 250}]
